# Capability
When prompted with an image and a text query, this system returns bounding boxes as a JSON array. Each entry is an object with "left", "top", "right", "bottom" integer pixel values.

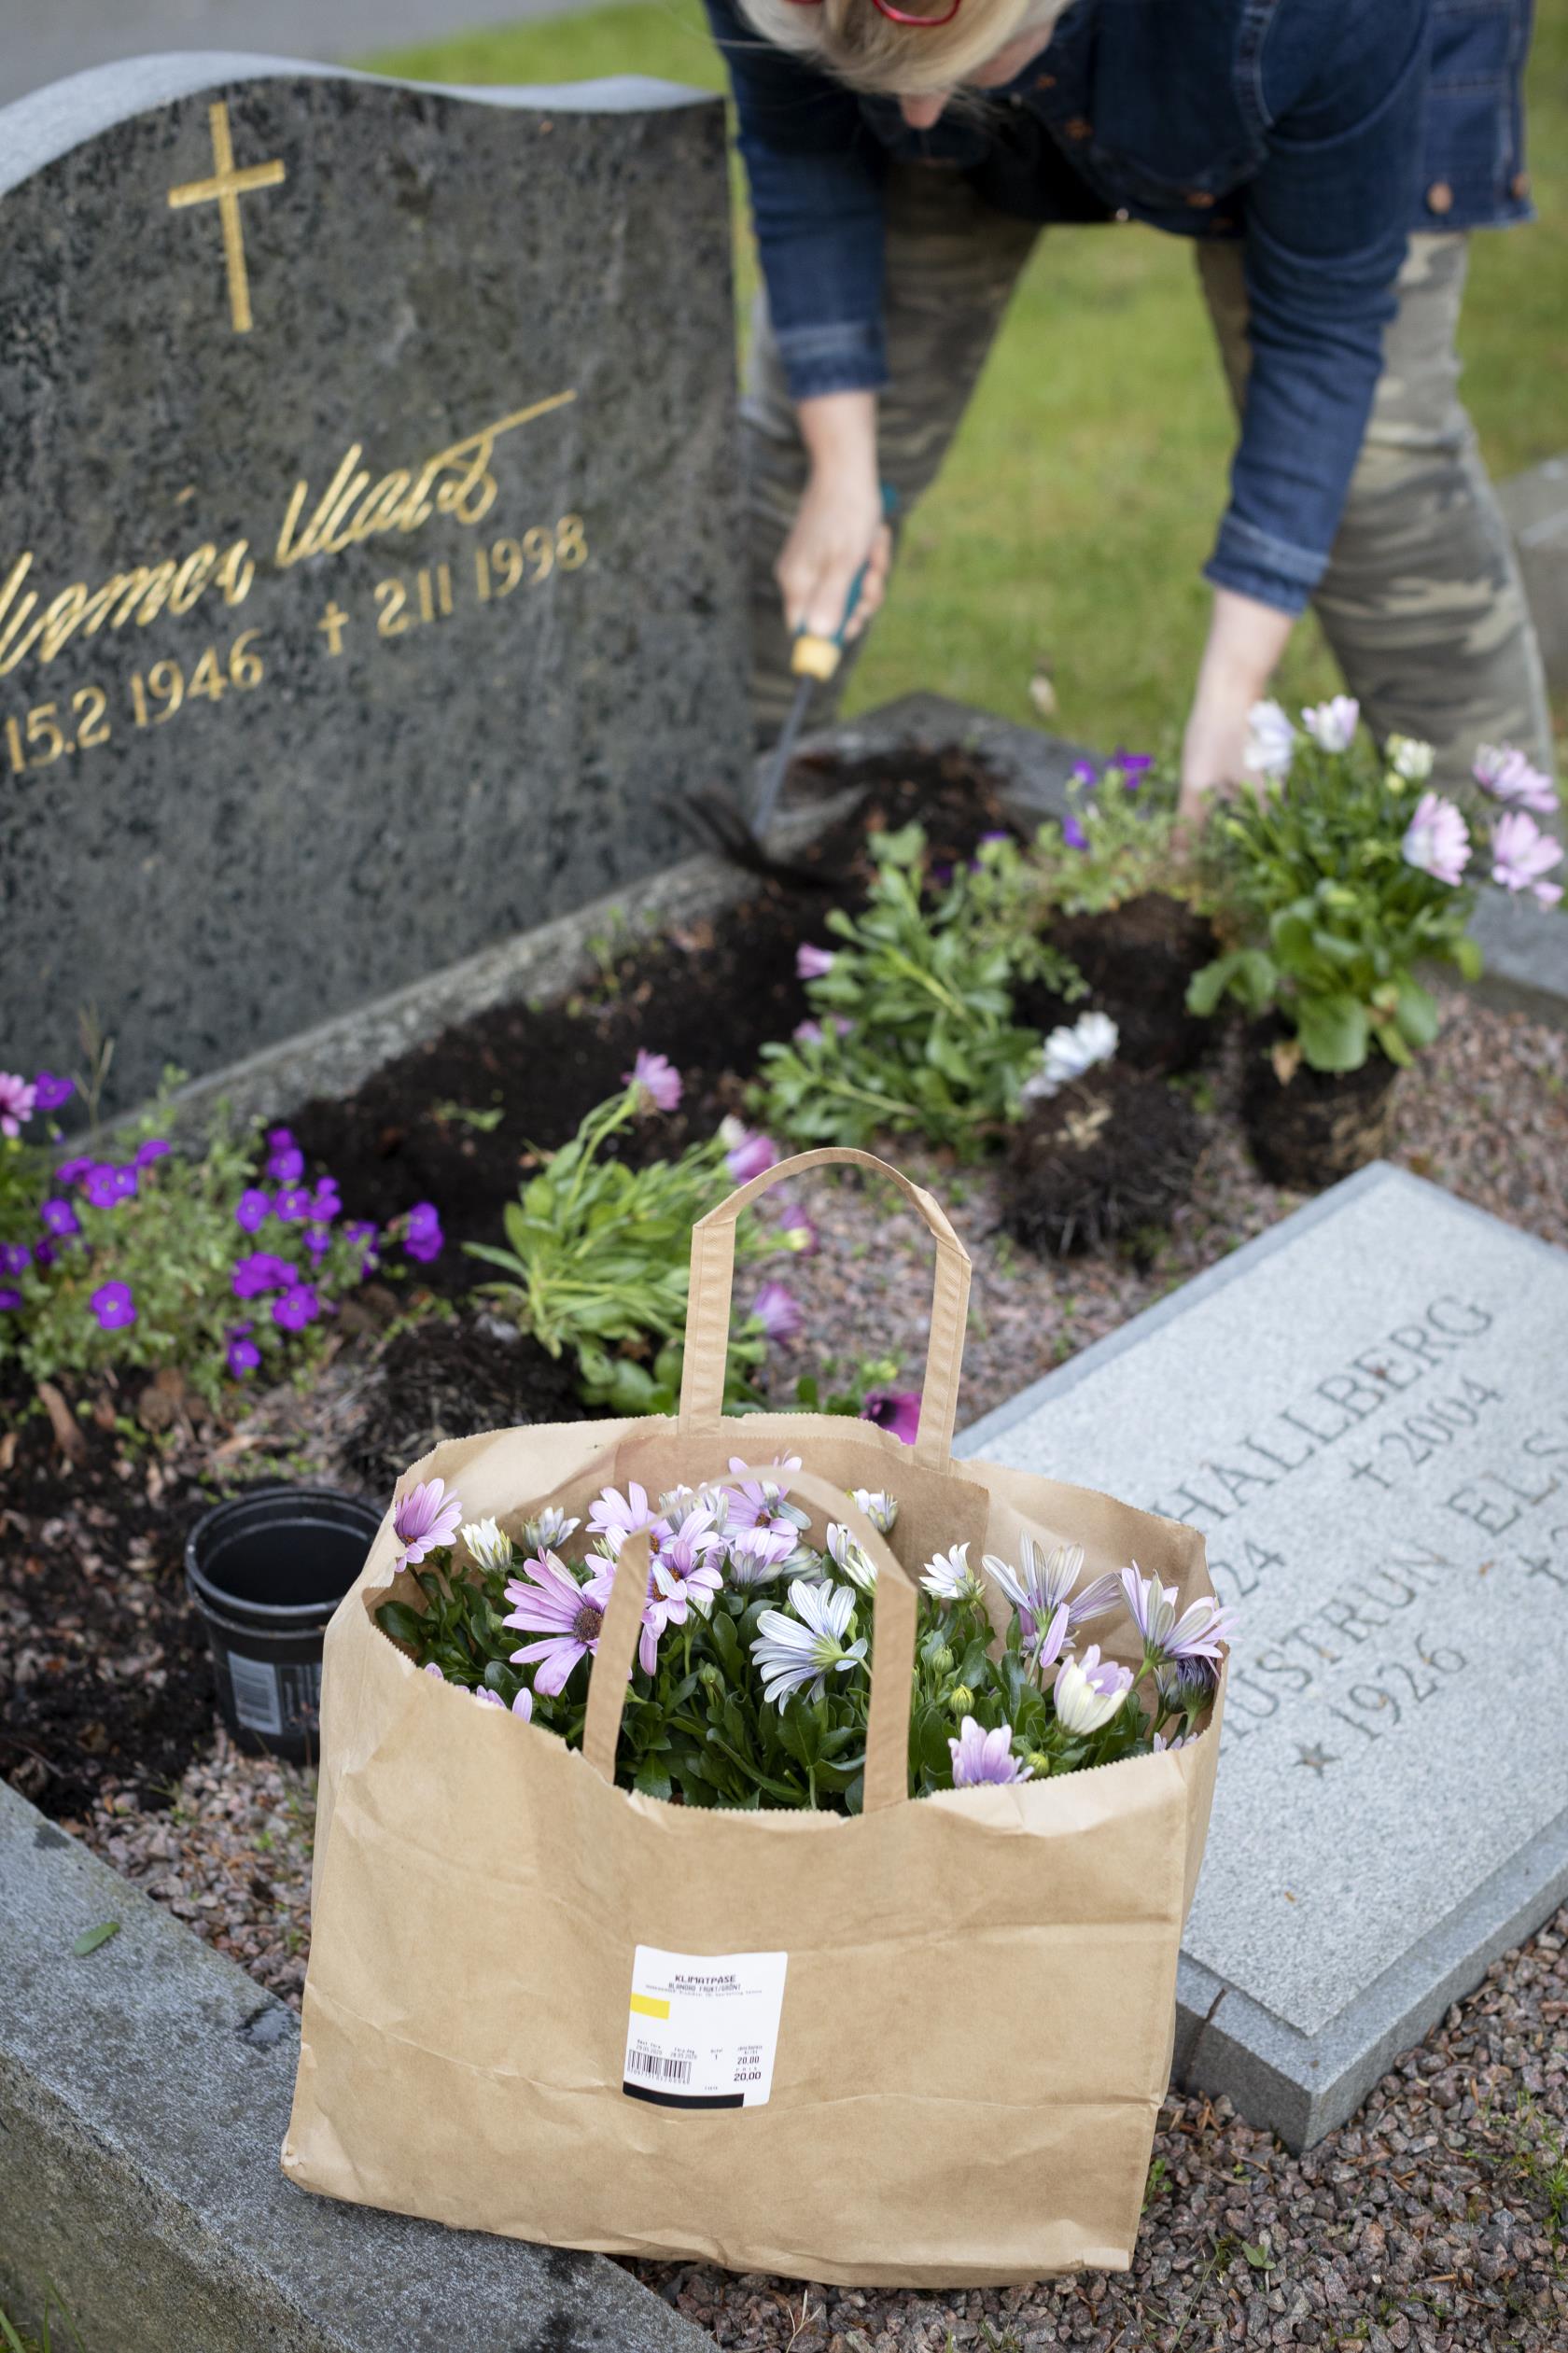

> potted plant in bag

[{"left": 1186, "top": 701, "right": 1561, "bottom": 1188}]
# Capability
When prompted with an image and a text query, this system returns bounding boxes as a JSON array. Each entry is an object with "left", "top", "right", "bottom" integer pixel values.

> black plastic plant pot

[{"left": 186, "top": 1488, "right": 383, "bottom": 1763}]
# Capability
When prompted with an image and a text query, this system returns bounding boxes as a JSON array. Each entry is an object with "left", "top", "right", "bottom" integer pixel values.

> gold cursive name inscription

[
  {"left": 0, "top": 390, "right": 579, "bottom": 684},
  {"left": 274, "top": 391, "right": 577, "bottom": 568}
]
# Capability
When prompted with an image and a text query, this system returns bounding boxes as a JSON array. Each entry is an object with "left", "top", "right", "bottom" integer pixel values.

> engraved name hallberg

[{"left": 0, "top": 391, "right": 576, "bottom": 680}]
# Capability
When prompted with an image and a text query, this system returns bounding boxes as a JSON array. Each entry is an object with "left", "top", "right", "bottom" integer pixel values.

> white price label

[{"left": 622, "top": 1944, "right": 788, "bottom": 2109}]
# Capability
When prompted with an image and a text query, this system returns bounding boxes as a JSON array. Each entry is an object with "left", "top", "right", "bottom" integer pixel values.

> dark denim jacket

[{"left": 706, "top": 0, "right": 1533, "bottom": 613}]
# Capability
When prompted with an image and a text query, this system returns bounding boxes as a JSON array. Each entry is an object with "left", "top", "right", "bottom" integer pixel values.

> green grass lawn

[{"left": 372, "top": 3, "right": 1567, "bottom": 756}]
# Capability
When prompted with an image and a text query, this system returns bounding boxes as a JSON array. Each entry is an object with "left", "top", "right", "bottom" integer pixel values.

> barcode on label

[
  {"left": 228, "top": 1652, "right": 282, "bottom": 1734},
  {"left": 626, "top": 2044, "right": 693, "bottom": 2086}
]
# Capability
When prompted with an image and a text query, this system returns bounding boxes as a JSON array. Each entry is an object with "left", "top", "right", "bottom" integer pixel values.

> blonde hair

[{"left": 737, "top": 0, "right": 1054, "bottom": 100}]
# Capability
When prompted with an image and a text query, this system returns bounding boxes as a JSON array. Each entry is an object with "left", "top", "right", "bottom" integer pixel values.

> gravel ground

[{"left": 55, "top": 984, "right": 1568, "bottom": 2347}]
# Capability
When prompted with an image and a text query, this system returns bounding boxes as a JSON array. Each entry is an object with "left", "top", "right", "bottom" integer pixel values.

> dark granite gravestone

[
  {"left": 0, "top": 56, "right": 746, "bottom": 1113},
  {"left": 959, "top": 1164, "right": 1568, "bottom": 2148}
]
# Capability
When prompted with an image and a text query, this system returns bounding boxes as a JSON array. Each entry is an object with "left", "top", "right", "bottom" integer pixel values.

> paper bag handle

[
  {"left": 677, "top": 1147, "right": 972, "bottom": 1472},
  {"left": 581, "top": 1467, "right": 918, "bottom": 1814}
]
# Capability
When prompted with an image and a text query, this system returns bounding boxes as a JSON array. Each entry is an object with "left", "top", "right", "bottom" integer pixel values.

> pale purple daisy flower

[
  {"left": 861, "top": 1387, "right": 920, "bottom": 1446},
  {"left": 796, "top": 943, "right": 835, "bottom": 980},
  {"left": 722, "top": 1458, "right": 808, "bottom": 1540},
  {"left": 721, "top": 1122, "right": 778, "bottom": 1184},
  {"left": 983, "top": 1536, "right": 1120, "bottom": 1645},
  {"left": 724, "top": 1523, "right": 797, "bottom": 1586},
  {"left": 1387, "top": 735, "right": 1435, "bottom": 784},
  {"left": 474, "top": 1683, "right": 534, "bottom": 1720},
  {"left": 89, "top": 1281, "right": 136, "bottom": 1332},
  {"left": 392, "top": 1477, "right": 464, "bottom": 1570},
  {"left": 624, "top": 1049, "right": 682, "bottom": 1113},
  {"left": 1301, "top": 695, "right": 1359, "bottom": 753},
  {"left": 750, "top": 1280, "right": 803, "bottom": 1344},
  {"left": 792, "top": 1019, "right": 824, "bottom": 1049},
  {"left": 1152, "top": 1730, "right": 1188, "bottom": 1753},
  {"left": 825, "top": 1520, "right": 877, "bottom": 1594},
  {"left": 32, "top": 1071, "right": 74, "bottom": 1113},
  {"left": 651, "top": 1505, "right": 726, "bottom": 1617},
  {"left": 750, "top": 1578, "right": 867, "bottom": 1707},
  {"left": 948, "top": 1715, "right": 1034, "bottom": 1788},
  {"left": 1052, "top": 1646, "right": 1135, "bottom": 1735},
  {"left": 847, "top": 1488, "right": 898, "bottom": 1534},
  {"left": 1473, "top": 744, "right": 1559, "bottom": 816},
  {"left": 403, "top": 1202, "right": 443, "bottom": 1264},
  {"left": 1401, "top": 791, "right": 1471, "bottom": 887},
  {"left": 503, "top": 1552, "right": 617, "bottom": 1696},
  {"left": 1491, "top": 809, "right": 1564, "bottom": 907},
  {"left": 588, "top": 1480, "right": 655, "bottom": 1558},
  {"left": 1243, "top": 699, "right": 1295, "bottom": 782},
  {"left": 0, "top": 1073, "right": 36, "bottom": 1138},
  {"left": 1120, "top": 1564, "right": 1235, "bottom": 1669},
  {"left": 776, "top": 1200, "right": 819, "bottom": 1255},
  {"left": 520, "top": 1506, "right": 581, "bottom": 1555},
  {"left": 460, "top": 1518, "right": 515, "bottom": 1573},
  {"left": 424, "top": 1661, "right": 445, "bottom": 1679}
]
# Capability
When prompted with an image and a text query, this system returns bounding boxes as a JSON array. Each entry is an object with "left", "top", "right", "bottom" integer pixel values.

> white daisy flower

[{"left": 749, "top": 1579, "right": 868, "bottom": 1707}]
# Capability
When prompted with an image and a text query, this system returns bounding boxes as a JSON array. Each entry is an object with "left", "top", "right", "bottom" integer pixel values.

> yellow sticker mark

[{"left": 629, "top": 1993, "right": 670, "bottom": 2021}]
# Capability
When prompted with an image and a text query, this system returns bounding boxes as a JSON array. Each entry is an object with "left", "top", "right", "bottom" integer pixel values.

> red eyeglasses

[{"left": 781, "top": 0, "right": 964, "bottom": 24}]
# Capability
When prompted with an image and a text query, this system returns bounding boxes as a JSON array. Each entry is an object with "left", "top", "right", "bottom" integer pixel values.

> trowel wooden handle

[{"left": 789, "top": 482, "right": 897, "bottom": 682}]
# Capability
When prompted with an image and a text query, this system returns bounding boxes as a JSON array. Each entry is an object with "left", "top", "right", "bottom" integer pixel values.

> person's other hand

[
  {"left": 1179, "top": 585, "right": 1295, "bottom": 832},
  {"left": 778, "top": 390, "right": 890, "bottom": 644}
]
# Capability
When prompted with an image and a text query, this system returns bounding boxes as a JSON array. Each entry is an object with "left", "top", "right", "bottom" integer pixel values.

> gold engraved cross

[{"left": 167, "top": 101, "right": 287, "bottom": 334}]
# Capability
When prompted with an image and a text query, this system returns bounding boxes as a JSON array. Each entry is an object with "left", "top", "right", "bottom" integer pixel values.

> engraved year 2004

[{"left": 1352, "top": 1375, "right": 1502, "bottom": 1490}]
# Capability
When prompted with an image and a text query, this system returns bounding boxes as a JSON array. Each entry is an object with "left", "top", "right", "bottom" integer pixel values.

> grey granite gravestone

[
  {"left": 958, "top": 1163, "right": 1568, "bottom": 2149},
  {"left": 0, "top": 55, "right": 746, "bottom": 1113},
  {"left": 1498, "top": 454, "right": 1568, "bottom": 693}
]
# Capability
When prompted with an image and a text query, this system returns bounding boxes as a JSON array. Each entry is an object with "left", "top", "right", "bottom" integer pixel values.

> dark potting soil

[
  {"left": 1239, "top": 1023, "right": 1402, "bottom": 1189},
  {"left": 286, "top": 748, "right": 1023, "bottom": 1287},
  {"left": 345, "top": 1313, "right": 607, "bottom": 1494},
  {"left": 1017, "top": 893, "right": 1217, "bottom": 1078},
  {"left": 1002, "top": 1064, "right": 1204, "bottom": 1259},
  {"left": 0, "top": 1372, "right": 218, "bottom": 1822}
]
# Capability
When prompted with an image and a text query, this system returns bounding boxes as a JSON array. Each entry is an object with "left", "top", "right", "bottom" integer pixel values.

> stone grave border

[
  {"left": 957, "top": 1160, "right": 1568, "bottom": 2149},
  {"left": 0, "top": 1777, "right": 715, "bottom": 2353}
]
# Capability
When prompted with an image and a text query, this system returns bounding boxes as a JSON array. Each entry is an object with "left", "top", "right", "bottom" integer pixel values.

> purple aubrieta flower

[
  {"left": 33, "top": 1071, "right": 74, "bottom": 1112},
  {"left": 0, "top": 1241, "right": 30, "bottom": 1278},
  {"left": 1113, "top": 750, "right": 1154, "bottom": 791},
  {"left": 861, "top": 1387, "right": 920, "bottom": 1447},
  {"left": 1473, "top": 744, "right": 1559, "bottom": 816},
  {"left": 1071, "top": 759, "right": 1099, "bottom": 787},
  {"left": 1401, "top": 791, "right": 1471, "bottom": 889},
  {"left": 1491, "top": 809, "right": 1564, "bottom": 907},
  {"left": 310, "top": 1177, "right": 341, "bottom": 1223},
  {"left": 0, "top": 1287, "right": 22, "bottom": 1311},
  {"left": 231, "top": 1251, "right": 300, "bottom": 1300},
  {"left": 272, "top": 1285, "right": 321, "bottom": 1332},
  {"left": 0, "top": 1073, "right": 36, "bottom": 1138},
  {"left": 343, "top": 1219, "right": 379, "bottom": 1275},
  {"left": 948, "top": 1716, "right": 1034, "bottom": 1789},
  {"left": 84, "top": 1164, "right": 137, "bottom": 1210},
  {"left": 1120, "top": 1563, "right": 1235, "bottom": 1669},
  {"left": 39, "top": 1198, "right": 77, "bottom": 1240},
  {"left": 502, "top": 1551, "right": 618, "bottom": 1696},
  {"left": 623, "top": 1048, "right": 683, "bottom": 1113},
  {"left": 90, "top": 1281, "right": 136, "bottom": 1332},
  {"left": 403, "top": 1201, "right": 443, "bottom": 1264},
  {"left": 133, "top": 1138, "right": 172, "bottom": 1171},
  {"left": 55, "top": 1156, "right": 93, "bottom": 1187},
  {"left": 721, "top": 1122, "right": 778, "bottom": 1185},
  {"left": 265, "top": 1127, "right": 305, "bottom": 1184},
  {"left": 226, "top": 1324, "right": 261, "bottom": 1380},
  {"left": 750, "top": 1280, "right": 803, "bottom": 1345},
  {"left": 234, "top": 1188, "right": 272, "bottom": 1233},
  {"left": 392, "top": 1477, "right": 464, "bottom": 1571},
  {"left": 1061, "top": 816, "right": 1088, "bottom": 851},
  {"left": 274, "top": 1184, "right": 314, "bottom": 1223},
  {"left": 795, "top": 943, "right": 835, "bottom": 981},
  {"left": 34, "top": 1240, "right": 56, "bottom": 1269}
]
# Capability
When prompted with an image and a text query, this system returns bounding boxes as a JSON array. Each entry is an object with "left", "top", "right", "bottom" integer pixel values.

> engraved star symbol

[{"left": 1295, "top": 1743, "right": 1337, "bottom": 1775}]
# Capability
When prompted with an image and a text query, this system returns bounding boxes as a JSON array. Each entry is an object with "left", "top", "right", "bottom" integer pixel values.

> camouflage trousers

[{"left": 744, "top": 164, "right": 1554, "bottom": 789}]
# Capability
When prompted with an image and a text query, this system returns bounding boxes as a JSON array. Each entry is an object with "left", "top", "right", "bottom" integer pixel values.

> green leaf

[
  {"left": 1295, "top": 993, "right": 1369, "bottom": 1072},
  {"left": 1454, "top": 933, "right": 1484, "bottom": 982},
  {"left": 1394, "top": 974, "right": 1439, "bottom": 1049},
  {"left": 374, "top": 1600, "right": 426, "bottom": 1647},
  {"left": 72, "top": 1920, "right": 120, "bottom": 1957}
]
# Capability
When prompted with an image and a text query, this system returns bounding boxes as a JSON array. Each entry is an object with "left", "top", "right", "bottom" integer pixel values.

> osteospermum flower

[
  {"left": 1120, "top": 1564, "right": 1234, "bottom": 1670},
  {"left": 1491, "top": 809, "right": 1564, "bottom": 907},
  {"left": 1474, "top": 744, "right": 1558, "bottom": 815},
  {"left": 849, "top": 1489, "right": 898, "bottom": 1534},
  {"left": 89, "top": 1281, "right": 136, "bottom": 1332},
  {"left": 921, "top": 1543, "right": 986, "bottom": 1605},
  {"left": 948, "top": 1716, "right": 1034, "bottom": 1788},
  {"left": 985, "top": 1536, "right": 1120, "bottom": 1639},
  {"left": 1387, "top": 735, "right": 1435, "bottom": 783},
  {"left": 750, "top": 1578, "right": 867, "bottom": 1707},
  {"left": 720, "top": 1118, "right": 778, "bottom": 1184},
  {"left": 1244, "top": 699, "right": 1295, "bottom": 781},
  {"left": 624, "top": 1048, "right": 682, "bottom": 1113},
  {"left": 1023, "top": 1010, "right": 1119, "bottom": 1104},
  {"left": 826, "top": 1520, "right": 877, "bottom": 1594},
  {"left": 723, "top": 1458, "right": 808, "bottom": 1540},
  {"left": 651, "top": 1505, "right": 726, "bottom": 1617},
  {"left": 1301, "top": 695, "right": 1359, "bottom": 753},
  {"left": 520, "top": 1506, "right": 580, "bottom": 1555},
  {"left": 503, "top": 1552, "right": 617, "bottom": 1695},
  {"left": 474, "top": 1684, "right": 534, "bottom": 1720},
  {"left": 392, "top": 1478, "right": 464, "bottom": 1570},
  {"left": 588, "top": 1480, "right": 655, "bottom": 1557},
  {"left": 460, "top": 1518, "right": 514, "bottom": 1573},
  {"left": 0, "top": 1073, "right": 36, "bottom": 1137},
  {"left": 724, "top": 1524, "right": 797, "bottom": 1586},
  {"left": 1053, "top": 1646, "right": 1135, "bottom": 1735},
  {"left": 861, "top": 1387, "right": 920, "bottom": 1446},
  {"left": 796, "top": 943, "right": 835, "bottom": 980},
  {"left": 1401, "top": 791, "right": 1471, "bottom": 887},
  {"left": 750, "top": 1281, "right": 803, "bottom": 1344}
]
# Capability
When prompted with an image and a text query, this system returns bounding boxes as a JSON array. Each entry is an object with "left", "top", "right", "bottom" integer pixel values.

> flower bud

[
  {"left": 930, "top": 1645, "right": 954, "bottom": 1678},
  {"left": 699, "top": 1662, "right": 722, "bottom": 1688},
  {"left": 946, "top": 1684, "right": 974, "bottom": 1716}
]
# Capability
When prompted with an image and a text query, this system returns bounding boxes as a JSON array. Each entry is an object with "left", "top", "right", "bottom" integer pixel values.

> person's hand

[
  {"left": 778, "top": 390, "right": 891, "bottom": 644},
  {"left": 1179, "top": 585, "right": 1295, "bottom": 833}
]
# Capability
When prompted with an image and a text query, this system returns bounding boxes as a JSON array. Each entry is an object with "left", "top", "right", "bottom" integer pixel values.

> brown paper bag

[{"left": 283, "top": 1148, "right": 1224, "bottom": 2284}]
